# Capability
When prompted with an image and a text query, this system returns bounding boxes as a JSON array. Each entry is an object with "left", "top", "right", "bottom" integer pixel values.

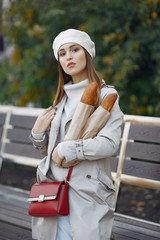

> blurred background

[{"left": 0, "top": 0, "right": 160, "bottom": 116}]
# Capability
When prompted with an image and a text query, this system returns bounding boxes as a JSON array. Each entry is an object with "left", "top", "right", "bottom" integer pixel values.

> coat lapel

[
  {"left": 49, "top": 95, "right": 67, "bottom": 149},
  {"left": 52, "top": 95, "right": 67, "bottom": 130},
  {"left": 44, "top": 95, "right": 67, "bottom": 172}
]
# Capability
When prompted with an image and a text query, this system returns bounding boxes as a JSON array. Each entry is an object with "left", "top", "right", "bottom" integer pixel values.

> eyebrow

[{"left": 58, "top": 44, "right": 79, "bottom": 52}]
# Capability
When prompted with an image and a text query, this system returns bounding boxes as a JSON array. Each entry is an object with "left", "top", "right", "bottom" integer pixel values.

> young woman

[{"left": 30, "top": 29, "right": 123, "bottom": 240}]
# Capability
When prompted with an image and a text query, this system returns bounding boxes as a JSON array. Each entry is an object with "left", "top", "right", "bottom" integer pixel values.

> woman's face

[{"left": 58, "top": 43, "right": 88, "bottom": 83}]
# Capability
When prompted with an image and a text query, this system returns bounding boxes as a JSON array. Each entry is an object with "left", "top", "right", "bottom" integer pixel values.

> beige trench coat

[{"left": 29, "top": 86, "right": 123, "bottom": 240}]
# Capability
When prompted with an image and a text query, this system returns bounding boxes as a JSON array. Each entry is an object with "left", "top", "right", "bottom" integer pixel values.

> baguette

[
  {"left": 81, "top": 82, "right": 98, "bottom": 105},
  {"left": 101, "top": 93, "right": 117, "bottom": 112}
]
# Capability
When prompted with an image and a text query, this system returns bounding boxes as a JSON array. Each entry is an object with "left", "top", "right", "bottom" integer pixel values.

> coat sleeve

[
  {"left": 29, "top": 131, "right": 49, "bottom": 156},
  {"left": 57, "top": 87, "right": 123, "bottom": 163}
]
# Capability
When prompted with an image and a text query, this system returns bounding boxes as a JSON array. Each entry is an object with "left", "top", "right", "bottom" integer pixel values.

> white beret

[{"left": 52, "top": 29, "right": 95, "bottom": 60}]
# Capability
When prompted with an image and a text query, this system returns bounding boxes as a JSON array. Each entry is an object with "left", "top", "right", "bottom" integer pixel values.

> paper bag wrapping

[
  {"left": 64, "top": 102, "right": 95, "bottom": 141},
  {"left": 81, "top": 106, "right": 111, "bottom": 139}
]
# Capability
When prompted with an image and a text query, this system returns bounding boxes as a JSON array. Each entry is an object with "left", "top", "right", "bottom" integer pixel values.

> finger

[
  {"left": 62, "top": 160, "right": 80, "bottom": 168},
  {"left": 42, "top": 106, "right": 56, "bottom": 116},
  {"left": 52, "top": 149, "right": 63, "bottom": 167},
  {"left": 44, "top": 108, "right": 57, "bottom": 120},
  {"left": 55, "top": 161, "right": 62, "bottom": 168},
  {"left": 39, "top": 107, "right": 52, "bottom": 117},
  {"left": 45, "top": 106, "right": 54, "bottom": 112},
  {"left": 47, "top": 109, "right": 57, "bottom": 118}
]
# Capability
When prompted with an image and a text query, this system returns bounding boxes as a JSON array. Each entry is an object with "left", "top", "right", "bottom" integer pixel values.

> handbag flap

[{"left": 28, "top": 182, "right": 63, "bottom": 202}]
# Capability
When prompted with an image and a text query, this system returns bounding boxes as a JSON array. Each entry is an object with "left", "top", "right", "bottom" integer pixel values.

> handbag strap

[{"left": 66, "top": 166, "right": 73, "bottom": 182}]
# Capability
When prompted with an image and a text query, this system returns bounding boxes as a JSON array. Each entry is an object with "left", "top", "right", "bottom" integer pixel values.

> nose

[{"left": 66, "top": 51, "right": 72, "bottom": 60}]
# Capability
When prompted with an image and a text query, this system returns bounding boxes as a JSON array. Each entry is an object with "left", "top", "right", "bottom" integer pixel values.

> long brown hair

[{"left": 53, "top": 49, "right": 102, "bottom": 108}]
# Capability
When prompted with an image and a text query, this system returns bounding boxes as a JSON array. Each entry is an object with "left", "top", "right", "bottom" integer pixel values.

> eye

[
  {"left": 72, "top": 47, "right": 79, "bottom": 52},
  {"left": 59, "top": 52, "right": 65, "bottom": 57}
]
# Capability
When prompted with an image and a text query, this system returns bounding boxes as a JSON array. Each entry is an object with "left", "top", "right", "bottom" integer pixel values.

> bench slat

[
  {"left": 113, "top": 222, "right": 159, "bottom": 240},
  {"left": 10, "top": 115, "right": 36, "bottom": 128},
  {"left": 110, "top": 157, "right": 118, "bottom": 172},
  {"left": 0, "top": 221, "right": 32, "bottom": 240},
  {"left": 0, "top": 113, "right": 6, "bottom": 125},
  {"left": 129, "top": 124, "right": 160, "bottom": 143},
  {"left": 7, "top": 128, "right": 31, "bottom": 144},
  {"left": 0, "top": 127, "right": 3, "bottom": 149},
  {"left": 126, "top": 142, "right": 160, "bottom": 162},
  {"left": 122, "top": 159, "right": 160, "bottom": 181},
  {"left": 0, "top": 127, "right": 3, "bottom": 138},
  {"left": 4, "top": 142, "right": 43, "bottom": 159}
]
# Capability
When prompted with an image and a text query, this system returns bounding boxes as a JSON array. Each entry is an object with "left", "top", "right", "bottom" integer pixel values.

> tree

[{"left": 1, "top": 0, "right": 160, "bottom": 116}]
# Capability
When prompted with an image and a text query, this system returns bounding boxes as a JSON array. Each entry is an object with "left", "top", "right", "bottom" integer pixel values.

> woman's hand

[
  {"left": 52, "top": 147, "right": 81, "bottom": 168},
  {"left": 52, "top": 147, "right": 63, "bottom": 168},
  {"left": 33, "top": 106, "right": 57, "bottom": 134},
  {"left": 61, "top": 159, "right": 81, "bottom": 168}
]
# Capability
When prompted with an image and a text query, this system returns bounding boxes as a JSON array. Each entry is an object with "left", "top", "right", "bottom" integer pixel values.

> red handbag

[{"left": 28, "top": 166, "right": 73, "bottom": 217}]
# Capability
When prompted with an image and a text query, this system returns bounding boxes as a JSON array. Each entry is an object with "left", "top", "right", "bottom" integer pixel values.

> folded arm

[{"left": 53, "top": 96, "right": 123, "bottom": 167}]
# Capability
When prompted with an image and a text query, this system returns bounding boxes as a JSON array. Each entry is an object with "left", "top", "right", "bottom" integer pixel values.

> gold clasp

[{"left": 38, "top": 194, "right": 45, "bottom": 202}]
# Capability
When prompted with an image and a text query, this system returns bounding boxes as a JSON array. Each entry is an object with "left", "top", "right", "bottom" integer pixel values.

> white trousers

[{"left": 56, "top": 216, "right": 73, "bottom": 240}]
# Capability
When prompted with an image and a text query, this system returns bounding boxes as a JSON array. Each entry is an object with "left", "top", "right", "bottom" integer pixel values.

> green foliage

[{"left": 0, "top": 0, "right": 160, "bottom": 116}]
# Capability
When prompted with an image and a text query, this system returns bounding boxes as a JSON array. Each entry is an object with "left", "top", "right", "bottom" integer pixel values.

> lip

[{"left": 67, "top": 62, "right": 76, "bottom": 68}]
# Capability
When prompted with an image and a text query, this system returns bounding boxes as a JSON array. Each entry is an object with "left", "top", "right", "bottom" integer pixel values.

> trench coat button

[{"left": 86, "top": 175, "right": 91, "bottom": 179}]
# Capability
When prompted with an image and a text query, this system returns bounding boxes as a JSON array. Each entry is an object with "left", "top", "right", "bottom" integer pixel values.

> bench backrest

[
  {"left": 0, "top": 106, "right": 43, "bottom": 167},
  {"left": 110, "top": 115, "right": 160, "bottom": 201},
  {"left": 0, "top": 106, "right": 160, "bottom": 200},
  {"left": 0, "top": 111, "right": 7, "bottom": 169},
  {"left": 0, "top": 113, "right": 6, "bottom": 151}
]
